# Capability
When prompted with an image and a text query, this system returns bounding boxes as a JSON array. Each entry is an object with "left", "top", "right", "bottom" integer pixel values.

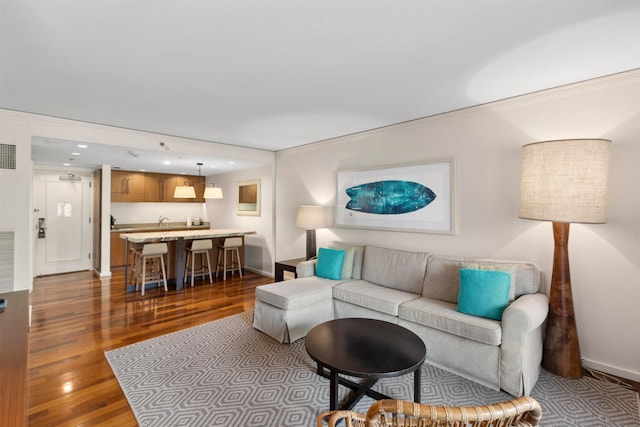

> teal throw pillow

[
  {"left": 458, "top": 269, "right": 511, "bottom": 320},
  {"left": 316, "top": 247, "right": 346, "bottom": 280},
  {"left": 461, "top": 262, "right": 517, "bottom": 301}
]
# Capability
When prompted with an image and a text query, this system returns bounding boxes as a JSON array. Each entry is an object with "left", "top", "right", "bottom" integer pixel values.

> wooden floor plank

[{"left": 27, "top": 268, "right": 271, "bottom": 427}]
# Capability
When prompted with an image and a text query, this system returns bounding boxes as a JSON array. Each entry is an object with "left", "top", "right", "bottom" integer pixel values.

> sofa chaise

[{"left": 253, "top": 242, "right": 549, "bottom": 396}]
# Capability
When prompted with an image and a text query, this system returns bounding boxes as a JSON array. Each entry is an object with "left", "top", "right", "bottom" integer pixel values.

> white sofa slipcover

[{"left": 253, "top": 242, "right": 548, "bottom": 396}]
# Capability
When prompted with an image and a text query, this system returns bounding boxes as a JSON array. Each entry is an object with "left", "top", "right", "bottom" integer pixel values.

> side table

[{"left": 274, "top": 257, "right": 306, "bottom": 282}]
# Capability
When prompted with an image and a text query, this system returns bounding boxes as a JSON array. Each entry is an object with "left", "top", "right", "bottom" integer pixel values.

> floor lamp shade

[
  {"left": 296, "top": 205, "right": 326, "bottom": 260},
  {"left": 519, "top": 138, "right": 611, "bottom": 379},
  {"left": 519, "top": 139, "right": 611, "bottom": 223}
]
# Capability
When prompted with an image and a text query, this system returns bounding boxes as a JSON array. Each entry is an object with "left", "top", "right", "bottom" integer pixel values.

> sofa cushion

[
  {"left": 399, "top": 297, "right": 502, "bottom": 346},
  {"left": 330, "top": 241, "right": 365, "bottom": 279},
  {"left": 461, "top": 262, "right": 517, "bottom": 301},
  {"left": 458, "top": 269, "right": 510, "bottom": 320},
  {"left": 361, "top": 245, "right": 429, "bottom": 294},
  {"left": 331, "top": 246, "right": 355, "bottom": 279},
  {"left": 316, "top": 247, "right": 345, "bottom": 280},
  {"left": 255, "top": 277, "right": 339, "bottom": 310},
  {"left": 423, "top": 255, "right": 541, "bottom": 303},
  {"left": 333, "top": 280, "right": 421, "bottom": 316}
]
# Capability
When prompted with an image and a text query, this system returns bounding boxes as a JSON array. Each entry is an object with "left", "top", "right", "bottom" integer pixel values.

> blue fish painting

[{"left": 345, "top": 180, "right": 436, "bottom": 214}]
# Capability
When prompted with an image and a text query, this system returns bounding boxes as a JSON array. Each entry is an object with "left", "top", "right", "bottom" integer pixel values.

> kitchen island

[{"left": 120, "top": 229, "right": 256, "bottom": 292}]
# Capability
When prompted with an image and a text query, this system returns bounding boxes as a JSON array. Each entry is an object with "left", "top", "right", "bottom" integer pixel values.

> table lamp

[
  {"left": 519, "top": 138, "right": 611, "bottom": 378},
  {"left": 296, "top": 205, "right": 326, "bottom": 260}
]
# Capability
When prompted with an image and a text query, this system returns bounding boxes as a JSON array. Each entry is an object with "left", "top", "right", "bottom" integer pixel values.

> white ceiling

[
  {"left": 2, "top": 1, "right": 640, "bottom": 172},
  {"left": 30, "top": 136, "right": 258, "bottom": 175}
]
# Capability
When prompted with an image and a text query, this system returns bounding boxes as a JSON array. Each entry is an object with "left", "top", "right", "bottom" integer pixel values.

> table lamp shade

[
  {"left": 296, "top": 205, "right": 326, "bottom": 260},
  {"left": 296, "top": 205, "right": 326, "bottom": 230},
  {"left": 519, "top": 139, "right": 611, "bottom": 224}
]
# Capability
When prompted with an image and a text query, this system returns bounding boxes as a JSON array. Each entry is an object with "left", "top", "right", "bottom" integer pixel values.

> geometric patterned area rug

[{"left": 105, "top": 311, "right": 640, "bottom": 426}]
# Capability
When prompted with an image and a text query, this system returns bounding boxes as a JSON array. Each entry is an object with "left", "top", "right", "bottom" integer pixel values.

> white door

[{"left": 34, "top": 173, "right": 93, "bottom": 275}]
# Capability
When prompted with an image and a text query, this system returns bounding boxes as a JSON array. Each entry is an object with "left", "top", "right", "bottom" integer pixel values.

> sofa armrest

[
  {"left": 500, "top": 292, "right": 549, "bottom": 396},
  {"left": 296, "top": 260, "right": 317, "bottom": 277},
  {"left": 502, "top": 292, "right": 549, "bottom": 335}
]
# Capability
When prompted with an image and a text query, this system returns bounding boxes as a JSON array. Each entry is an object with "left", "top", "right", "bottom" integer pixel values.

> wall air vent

[
  {"left": 0, "top": 144, "right": 17, "bottom": 169},
  {"left": 0, "top": 231, "right": 14, "bottom": 292}
]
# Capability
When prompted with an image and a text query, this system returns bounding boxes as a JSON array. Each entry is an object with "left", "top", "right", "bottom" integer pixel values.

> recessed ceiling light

[
  {"left": 71, "top": 152, "right": 80, "bottom": 155},
  {"left": 139, "top": 169, "right": 146, "bottom": 172},
  {"left": 63, "top": 163, "right": 71, "bottom": 166},
  {"left": 77, "top": 144, "right": 87, "bottom": 148},
  {"left": 163, "top": 161, "right": 171, "bottom": 165},
  {"left": 228, "top": 161, "right": 234, "bottom": 165}
]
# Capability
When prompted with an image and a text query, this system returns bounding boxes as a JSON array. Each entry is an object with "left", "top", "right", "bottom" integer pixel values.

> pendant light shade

[
  {"left": 204, "top": 185, "right": 224, "bottom": 199},
  {"left": 174, "top": 185, "right": 196, "bottom": 198}
]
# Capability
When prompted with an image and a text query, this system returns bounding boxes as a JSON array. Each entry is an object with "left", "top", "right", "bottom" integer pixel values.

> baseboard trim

[
  {"left": 583, "top": 358, "right": 640, "bottom": 383},
  {"left": 244, "top": 266, "right": 273, "bottom": 278},
  {"left": 94, "top": 268, "right": 112, "bottom": 278}
]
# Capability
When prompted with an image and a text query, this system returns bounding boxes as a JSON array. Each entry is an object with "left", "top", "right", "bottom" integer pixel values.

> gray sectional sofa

[{"left": 253, "top": 242, "right": 549, "bottom": 396}]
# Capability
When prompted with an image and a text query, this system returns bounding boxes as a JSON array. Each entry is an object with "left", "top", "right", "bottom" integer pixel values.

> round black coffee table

[{"left": 305, "top": 318, "right": 426, "bottom": 411}]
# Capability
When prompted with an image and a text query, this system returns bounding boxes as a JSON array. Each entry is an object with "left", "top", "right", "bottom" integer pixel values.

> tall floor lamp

[
  {"left": 296, "top": 205, "right": 326, "bottom": 260},
  {"left": 519, "top": 139, "right": 611, "bottom": 378}
]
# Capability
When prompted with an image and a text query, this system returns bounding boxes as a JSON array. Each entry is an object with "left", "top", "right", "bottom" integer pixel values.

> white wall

[
  {"left": 205, "top": 165, "right": 274, "bottom": 276},
  {"left": 0, "top": 119, "right": 32, "bottom": 291},
  {"left": 275, "top": 70, "right": 640, "bottom": 381}
]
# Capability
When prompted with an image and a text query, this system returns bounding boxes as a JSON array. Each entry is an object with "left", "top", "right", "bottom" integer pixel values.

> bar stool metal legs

[{"left": 216, "top": 237, "right": 243, "bottom": 281}]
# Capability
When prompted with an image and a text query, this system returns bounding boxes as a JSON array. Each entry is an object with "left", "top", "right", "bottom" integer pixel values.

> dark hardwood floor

[{"left": 27, "top": 268, "right": 271, "bottom": 427}]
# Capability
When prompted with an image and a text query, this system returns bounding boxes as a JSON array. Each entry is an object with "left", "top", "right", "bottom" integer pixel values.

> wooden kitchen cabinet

[
  {"left": 110, "top": 232, "right": 127, "bottom": 268},
  {"left": 111, "top": 170, "right": 145, "bottom": 202},
  {"left": 162, "top": 175, "right": 180, "bottom": 202},
  {"left": 144, "top": 173, "right": 164, "bottom": 202},
  {"left": 192, "top": 176, "right": 206, "bottom": 202},
  {"left": 112, "top": 171, "right": 205, "bottom": 203}
]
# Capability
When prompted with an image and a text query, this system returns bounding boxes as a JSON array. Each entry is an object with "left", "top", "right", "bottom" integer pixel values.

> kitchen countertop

[{"left": 119, "top": 228, "right": 256, "bottom": 243}]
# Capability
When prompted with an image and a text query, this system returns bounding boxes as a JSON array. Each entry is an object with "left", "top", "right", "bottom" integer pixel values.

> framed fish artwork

[{"left": 336, "top": 159, "right": 455, "bottom": 233}]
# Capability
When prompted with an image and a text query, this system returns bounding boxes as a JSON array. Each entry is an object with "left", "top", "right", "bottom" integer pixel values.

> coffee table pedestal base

[{"left": 317, "top": 363, "right": 421, "bottom": 411}]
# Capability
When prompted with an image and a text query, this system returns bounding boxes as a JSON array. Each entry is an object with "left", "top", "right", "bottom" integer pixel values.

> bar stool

[
  {"left": 184, "top": 239, "right": 213, "bottom": 287},
  {"left": 135, "top": 242, "right": 168, "bottom": 296},
  {"left": 216, "top": 237, "right": 243, "bottom": 281},
  {"left": 128, "top": 242, "right": 144, "bottom": 285}
]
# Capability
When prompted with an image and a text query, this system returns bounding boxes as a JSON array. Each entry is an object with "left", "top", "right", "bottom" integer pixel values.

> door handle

[{"left": 38, "top": 218, "right": 46, "bottom": 238}]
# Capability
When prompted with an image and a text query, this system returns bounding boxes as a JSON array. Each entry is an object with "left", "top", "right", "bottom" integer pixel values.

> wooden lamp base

[{"left": 542, "top": 222, "right": 583, "bottom": 378}]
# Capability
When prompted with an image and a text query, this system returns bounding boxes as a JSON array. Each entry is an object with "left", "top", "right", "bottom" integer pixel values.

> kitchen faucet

[{"left": 158, "top": 216, "right": 170, "bottom": 226}]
